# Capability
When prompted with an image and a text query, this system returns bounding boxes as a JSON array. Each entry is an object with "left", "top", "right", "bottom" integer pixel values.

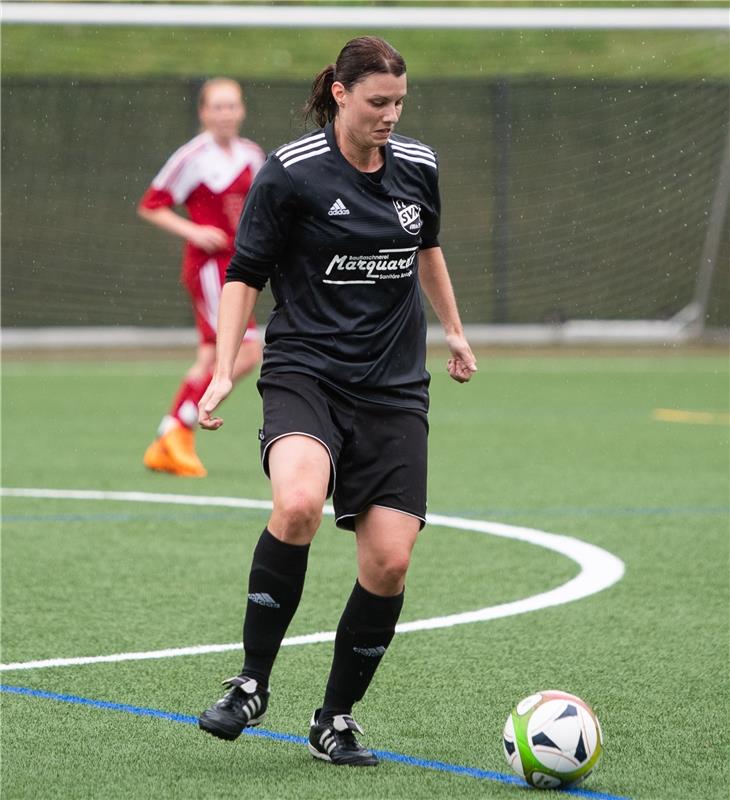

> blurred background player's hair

[{"left": 198, "top": 77, "right": 244, "bottom": 109}]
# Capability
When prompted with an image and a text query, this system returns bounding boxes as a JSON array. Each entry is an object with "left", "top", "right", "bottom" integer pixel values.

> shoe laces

[
  {"left": 330, "top": 714, "right": 366, "bottom": 751},
  {"left": 220, "top": 676, "right": 260, "bottom": 710}
]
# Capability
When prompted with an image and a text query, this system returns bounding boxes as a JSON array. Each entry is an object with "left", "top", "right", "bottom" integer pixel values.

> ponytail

[
  {"left": 304, "top": 38, "right": 406, "bottom": 129},
  {"left": 304, "top": 64, "right": 338, "bottom": 128}
]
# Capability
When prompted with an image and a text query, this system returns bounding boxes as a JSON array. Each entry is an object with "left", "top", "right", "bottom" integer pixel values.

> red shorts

[{"left": 182, "top": 254, "right": 258, "bottom": 345}]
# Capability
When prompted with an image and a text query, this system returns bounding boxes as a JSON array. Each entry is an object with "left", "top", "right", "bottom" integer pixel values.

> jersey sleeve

[
  {"left": 419, "top": 154, "right": 441, "bottom": 250},
  {"left": 138, "top": 141, "right": 201, "bottom": 210},
  {"left": 233, "top": 155, "right": 297, "bottom": 262},
  {"left": 138, "top": 185, "right": 175, "bottom": 210}
]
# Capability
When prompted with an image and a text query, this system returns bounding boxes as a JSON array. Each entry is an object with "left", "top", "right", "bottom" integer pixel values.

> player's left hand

[{"left": 445, "top": 333, "right": 478, "bottom": 384}]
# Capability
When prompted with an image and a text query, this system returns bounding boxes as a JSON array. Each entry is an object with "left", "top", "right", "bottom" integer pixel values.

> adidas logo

[
  {"left": 248, "top": 592, "right": 280, "bottom": 608},
  {"left": 328, "top": 198, "right": 350, "bottom": 216},
  {"left": 352, "top": 645, "right": 387, "bottom": 658}
]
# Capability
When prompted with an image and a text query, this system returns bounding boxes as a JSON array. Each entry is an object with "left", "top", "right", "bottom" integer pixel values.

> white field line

[{"left": 0, "top": 488, "right": 624, "bottom": 672}]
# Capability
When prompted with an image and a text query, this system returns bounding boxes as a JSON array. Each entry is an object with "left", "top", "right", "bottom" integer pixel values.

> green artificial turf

[{"left": 1, "top": 350, "right": 728, "bottom": 799}]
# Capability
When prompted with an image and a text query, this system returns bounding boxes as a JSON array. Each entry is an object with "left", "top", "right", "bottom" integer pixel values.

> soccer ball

[{"left": 502, "top": 690, "right": 603, "bottom": 789}]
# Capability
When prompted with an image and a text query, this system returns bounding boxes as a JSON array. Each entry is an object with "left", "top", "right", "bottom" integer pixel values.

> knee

[
  {"left": 367, "top": 551, "right": 411, "bottom": 594},
  {"left": 383, "top": 552, "right": 411, "bottom": 587},
  {"left": 272, "top": 488, "right": 323, "bottom": 541}
]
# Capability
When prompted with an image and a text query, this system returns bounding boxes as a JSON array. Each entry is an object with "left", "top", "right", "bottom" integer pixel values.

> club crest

[{"left": 393, "top": 200, "right": 423, "bottom": 235}]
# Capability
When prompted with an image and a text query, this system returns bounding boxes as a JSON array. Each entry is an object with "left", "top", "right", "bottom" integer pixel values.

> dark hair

[{"left": 304, "top": 36, "right": 406, "bottom": 128}]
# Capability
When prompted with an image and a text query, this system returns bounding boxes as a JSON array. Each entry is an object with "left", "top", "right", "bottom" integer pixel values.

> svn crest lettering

[{"left": 393, "top": 200, "right": 423, "bottom": 234}]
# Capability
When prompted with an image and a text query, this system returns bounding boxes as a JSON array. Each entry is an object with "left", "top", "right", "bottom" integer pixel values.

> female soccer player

[
  {"left": 138, "top": 78, "right": 264, "bottom": 477},
  {"left": 197, "top": 38, "right": 477, "bottom": 764}
]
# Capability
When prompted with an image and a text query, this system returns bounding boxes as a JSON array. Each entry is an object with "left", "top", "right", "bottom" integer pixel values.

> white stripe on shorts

[
  {"left": 261, "top": 432, "right": 336, "bottom": 492},
  {"left": 336, "top": 505, "right": 427, "bottom": 530},
  {"left": 199, "top": 259, "right": 221, "bottom": 333}
]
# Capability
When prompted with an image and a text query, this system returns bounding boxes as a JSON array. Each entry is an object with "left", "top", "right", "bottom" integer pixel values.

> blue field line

[{"left": 1, "top": 684, "right": 629, "bottom": 800}]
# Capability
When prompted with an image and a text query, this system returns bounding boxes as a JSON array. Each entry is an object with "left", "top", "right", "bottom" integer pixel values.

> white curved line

[
  {"left": 0, "top": 488, "right": 624, "bottom": 672},
  {"left": 0, "top": 487, "right": 274, "bottom": 511}
]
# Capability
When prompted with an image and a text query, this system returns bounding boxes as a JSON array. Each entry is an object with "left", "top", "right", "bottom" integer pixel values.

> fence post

[
  {"left": 692, "top": 121, "right": 730, "bottom": 331},
  {"left": 492, "top": 78, "right": 511, "bottom": 323}
]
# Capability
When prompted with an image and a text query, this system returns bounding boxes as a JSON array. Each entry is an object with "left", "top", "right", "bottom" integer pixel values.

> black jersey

[{"left": 229, "top": 121, "right": 441, "bottom": 412}]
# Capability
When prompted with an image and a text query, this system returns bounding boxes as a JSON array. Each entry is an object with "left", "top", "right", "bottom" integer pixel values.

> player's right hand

[
  {"left": 445, "top": 332, "right": 478, "bottom": 384},
  {"left": 190, "top": 225, "right": 230, "bottom": 253},
  {"left": 198, "top": 376, "right": 233, "bottom": 430}
]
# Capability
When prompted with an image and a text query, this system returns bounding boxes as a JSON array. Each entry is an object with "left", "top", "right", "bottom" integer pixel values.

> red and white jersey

[{"left": 139, "top": 131, "right": 266, "bottom": 277}]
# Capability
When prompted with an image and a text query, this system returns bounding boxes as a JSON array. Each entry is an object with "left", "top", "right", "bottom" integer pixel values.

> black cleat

[
  {"left": 308, "top": 708, "right": 378, "bottom": 766},
  {"left": 198, "top": 676, "right": 269, "bottom": 741}
]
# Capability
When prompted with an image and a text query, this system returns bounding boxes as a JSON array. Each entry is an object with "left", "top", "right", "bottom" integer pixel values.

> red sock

[{"left": 170, "top": 373, "right": 212, "bottom": 429}]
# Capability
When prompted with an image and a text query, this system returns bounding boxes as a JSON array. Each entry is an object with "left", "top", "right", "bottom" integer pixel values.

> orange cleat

[
  {"left": 143, "top": 436, "right": 176, "bottom": 473},
  {"left": 143, "top": 421, "right": 207, "bottom": 477}
]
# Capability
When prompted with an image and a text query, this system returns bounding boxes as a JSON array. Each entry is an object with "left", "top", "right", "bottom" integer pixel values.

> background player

[
  {"left": 197, "top": 38, "right": 477, "bottom": 764},
  {"left": 138, "top": 77, "right": 264, "bottom": 477}
]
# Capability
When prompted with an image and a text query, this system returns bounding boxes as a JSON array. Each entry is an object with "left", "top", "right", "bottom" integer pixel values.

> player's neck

[
  {"left": 210, "top": 133, "right": 237, "bottom": 152},
  {"left": 334, "top": 123, "right": 384, "bottom": 173}
]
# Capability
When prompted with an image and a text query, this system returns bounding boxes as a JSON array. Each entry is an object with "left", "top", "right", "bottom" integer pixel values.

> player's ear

[{"left": 331, "top": 81, "right": 347, "bottom": 109}]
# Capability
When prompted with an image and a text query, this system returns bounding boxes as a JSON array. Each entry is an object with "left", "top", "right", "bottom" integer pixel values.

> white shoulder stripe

[
  {"left": 389, "top": 140, "right": 436, "bottom": 158},
  {"left": 391, "top": 150, "right": 436, "bottom": 166},
  {"left": 393, "top": 152, "right": 438, "bottom": 169},
  {"left": 390, "top": 138, "right": 432, "bottom": 151},
  {"left": 276, "top": 132, "right": 326, "bottom": 158},
  {"left": 278, "top": 138, "right": 329, "bottom": 165},
  {"left": 282, "top": 146, "right": 331, "bottom": 169},
  {"left": 153, "top": 133, "right": 209, "bottom": 187}
]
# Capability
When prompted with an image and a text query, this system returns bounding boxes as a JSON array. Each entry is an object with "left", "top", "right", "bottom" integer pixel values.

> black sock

[
  {"left": 241, "top": 528, "right": 309, "bottom": 687},
  {"left": 321, "top": 581, "right": 404, "bottom": 720}
]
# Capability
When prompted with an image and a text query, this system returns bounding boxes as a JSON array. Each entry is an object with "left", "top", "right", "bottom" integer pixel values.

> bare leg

[
  {"left": 355, "top": 506, "right": 420, "bottom": 596},
  {"left": 267, "top": 434, "right": 331, "bottom": 544}
]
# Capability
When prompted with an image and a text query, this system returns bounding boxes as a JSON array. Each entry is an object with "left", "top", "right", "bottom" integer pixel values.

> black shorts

[{"left": 258, "top": 372, "right": 428, "bottom": 531}]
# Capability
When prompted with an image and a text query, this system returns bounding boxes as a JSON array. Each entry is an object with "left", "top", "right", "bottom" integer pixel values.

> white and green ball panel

[{"left": 502, "top": 690, "right": 603, "bottom": 789}]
